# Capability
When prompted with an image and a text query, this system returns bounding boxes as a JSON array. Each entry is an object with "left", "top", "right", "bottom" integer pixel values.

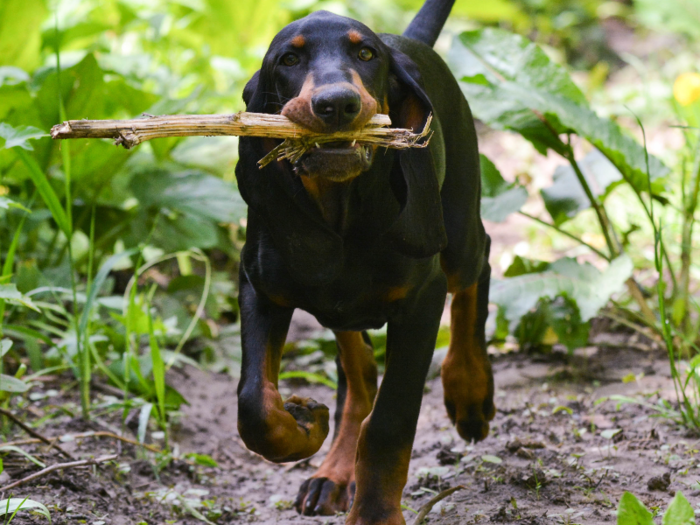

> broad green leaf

[
  {"left": 617, "top": 492, "right": 654, "bottom": 525},
  {"left": 0, "top": 0, "right": 47, "bottom": 71},
  {"left": 482, "top": 187, "right": 528, "bottom": 223},
  {"left": 542, "top": 150, "right": 624, "bottom": 225},
  {"left": 546, "top": 295, "right": 590, "bottom": 351},
  {"left": 0, "top": 124, "right": 46, "bottom": 151},
  {"left": 449, "top": 28, "right": 669, "bottom": 194},
  {"left": 0, "top": 374, "right": 28, "bottom": 393},
  {"left": 504, "top": 256, "right": 551, "bottom": 277},
  {"left": 0, "top": 284, "right": 40, "bottom": 311},
  {"left": 491, "top": 255, "right": 633, "bottom": 325},
  {"left": 479, "top": 154, "right": 527, "bottom": 222},
  {"left": 131, "top": 170, "right": 246, "bottom": 224},
  {"left": 663, "top": 491, "right": 695, "bottom": 525}
]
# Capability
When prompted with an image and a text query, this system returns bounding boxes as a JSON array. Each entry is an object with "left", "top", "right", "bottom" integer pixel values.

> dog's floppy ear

[
  {"left": 384, "top": 49, "right": 447, "bottom": 259},
  {"left": 243, "top": 70, "right": 260, "bottom": 107}
]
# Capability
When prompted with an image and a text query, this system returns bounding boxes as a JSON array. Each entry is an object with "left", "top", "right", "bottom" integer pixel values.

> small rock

[
  {"left": 506, "top": 438, "right": 523, "bottom": 453},
  {"left": 436, "top": 446, "right": 461, "bottom": 466},
  {"left": 523, "top": 468, "right": 547, "bottom": 490},
  {"left": 647, "top": 472, "right": 671, "bottom": 492},
  {"left": 516, "top": 448, "right": 535, "bottom": 460}
]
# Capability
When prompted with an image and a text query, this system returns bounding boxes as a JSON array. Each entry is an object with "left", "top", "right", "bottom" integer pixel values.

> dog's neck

[{"left": 299, "top": 175, "right": 354, "bottom": 232}]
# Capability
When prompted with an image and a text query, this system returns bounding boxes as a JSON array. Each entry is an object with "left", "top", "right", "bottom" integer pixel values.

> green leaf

[
  {"left": 663, "top": 492, "right": 695, "bottom": 525},
  {"left": 479, "top": 154, "right": 527, "bottom": 222},
  {"left": 546, "top": 295, "right": 590, "bottom": 351},
  {"left": 449, "top": 28, "right": 669, "bottom": 194},
  {"left": 0, "top": 284, "right": 40, "bottom": 311},
  {"left": 504, "top": 256, "right": 551, "bottom": 277},
  {"left": 491, "top": 255, "right": 633, "bottom": 326},
  {"left": 0, "top": 374, "right": 28, "bottom": 393},
  {"left": 0, "top": 445, "right": 46, "bottom": 468},
  {"left": 617, "top": 491, "right": 654, "bottom": 525},
  {"left": 79, "top": 249, "right": 138, "bottom": 340},
  {"left": 0, "top": 196, "right": 31, "bottom": 213},
  {"left": 131, "top": 170, "right": 247, "bottom": 224},
  {"left": 481, "top": 454, "right": 502, "bottom": 464},
  {"left": 0, "top": 339, "right": 12, "bottom": 357},
  {"left": 14, "top": 148, "right": 71, "bottom": 237},
  {"left": 147, "top": 309, "right": 166, "bottom": 425},
  {"left": 184, "top": 452, "right": 219, "bottom": 468},
  {"left": 0, "top": 0, "right": 48, "bottom": 71},
  {"left": 542, "top": 150, "right": 624, "bottom": 225},
  {"left": 0, "top": 124, "right": 46, "bottom": 151}
]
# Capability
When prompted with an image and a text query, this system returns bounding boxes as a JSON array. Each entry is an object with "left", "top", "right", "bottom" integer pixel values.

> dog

[{"left": 235, "top": 1, "right": 494, "bottom": 523}]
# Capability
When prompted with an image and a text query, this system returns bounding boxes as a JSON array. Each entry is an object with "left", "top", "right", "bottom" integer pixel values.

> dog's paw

[
  {"left": 282, "top": 395, "right": 330, "bottom": 451},
  {"left": 442, "top": 363, "right": 495, "bottom": 443},
  {"left": 444, "top": 394, "right": 495, "bottom": 443},
  {"left": 295, "top": 477, "right": 355, "bottom": 515}
]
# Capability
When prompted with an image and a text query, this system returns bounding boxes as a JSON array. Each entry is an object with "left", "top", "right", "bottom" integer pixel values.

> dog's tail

[{"left": 403, "top": 0, "right": 456, "bottom": 47}]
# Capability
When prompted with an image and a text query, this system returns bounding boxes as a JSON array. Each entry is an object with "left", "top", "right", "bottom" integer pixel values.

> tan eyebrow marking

[
  {"left": 291, "top": 35, "right": 306, "bottom": 48},
  {"left": 348, "top": 30, "right": 363, "bottom": 44}
]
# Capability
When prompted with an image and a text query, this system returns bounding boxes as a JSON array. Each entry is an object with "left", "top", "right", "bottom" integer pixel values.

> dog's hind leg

[
  {"left": 237, "top": 273, "right": 330, "bottom": 463},
  {"left": 441, "top": 243, "right": 495, "bottom": 442},
  {"left": 295, "top": 331, "right": 377, "bottom": 516}
]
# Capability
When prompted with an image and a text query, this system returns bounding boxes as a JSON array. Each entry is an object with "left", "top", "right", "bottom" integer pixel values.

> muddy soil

[{"left": 4, "top": 337, "right": 699, "bottom": 525}]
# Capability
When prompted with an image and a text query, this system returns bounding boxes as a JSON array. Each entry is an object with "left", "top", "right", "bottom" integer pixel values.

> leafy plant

[{"left": 617, "top": 491, "right": 694, "bottom": 525}]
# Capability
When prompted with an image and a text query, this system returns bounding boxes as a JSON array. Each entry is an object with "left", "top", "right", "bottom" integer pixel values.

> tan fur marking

[
  {"left": 297, "top": 331, "right": 377, "bottom": 514},
  {"left": 384, "top": 286, "right": 410, "bottom": 302},
  {"left": 348, "top": 70, "right": 379, "bottom": 130},
  {"left": 281, "top": 74, "right": 325, "bottom": 131},
  {"left": 348, "top": 30, "right": 363, "bottom": 44},
  {"left": 291, "top": 35, "right": 306, "bottom": 48},
  {"left": 441, "top": 284, "right": 495, "bottom": 442}
]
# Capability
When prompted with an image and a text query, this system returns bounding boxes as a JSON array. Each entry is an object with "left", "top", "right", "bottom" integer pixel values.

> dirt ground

[{"left": 4, "top": 334, "right": 700, "bottom": 525}]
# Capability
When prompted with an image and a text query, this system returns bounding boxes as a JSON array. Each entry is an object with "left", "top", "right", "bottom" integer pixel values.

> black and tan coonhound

[{"left": 235, "top": 0, "right": 494, "bottom": 522}]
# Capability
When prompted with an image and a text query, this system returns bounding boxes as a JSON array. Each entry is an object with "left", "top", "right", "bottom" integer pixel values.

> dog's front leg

[
  {"left": 237, "top": 273, "right": 330, "bottom": 463},
  {"left": 347, "top": 275, "right": 447, "bottom": 525}
]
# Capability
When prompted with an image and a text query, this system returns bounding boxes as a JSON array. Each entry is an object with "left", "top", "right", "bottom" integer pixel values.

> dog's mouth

[{"left": 293, "top": 141, "right": 374, "bottom": 181}]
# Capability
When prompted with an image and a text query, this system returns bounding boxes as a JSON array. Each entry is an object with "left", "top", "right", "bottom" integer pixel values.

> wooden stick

[
  {"left": 412, "top": 485, "right": 464, "bottom": 525},
  {"left": 0, "top": 454, "right": 118, "bottom": 493},
  {"left": 50, "top": 112, "right": 432, "bottom": 167},
  {"left": 1, "top": 431, "right": 161, "bottom": 454},
  {"left": 0, "top": 408, "right": 76, "bottom": 461}
]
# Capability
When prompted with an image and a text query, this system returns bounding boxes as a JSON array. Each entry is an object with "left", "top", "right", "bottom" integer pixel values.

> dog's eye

[
  {"left": 358, "top": 48, "right": 374, "bottom": 61},
  {"left": 281, "top": 53, "right": 299, "bottom": 66}
]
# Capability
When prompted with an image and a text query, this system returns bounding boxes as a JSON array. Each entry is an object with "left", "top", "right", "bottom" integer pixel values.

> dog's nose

[{"left": 312, "top": 86, "right": 361, "bottom": 128}]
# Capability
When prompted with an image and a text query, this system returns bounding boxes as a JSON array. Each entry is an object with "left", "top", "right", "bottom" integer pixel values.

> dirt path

[{"left": 10, "top": 342, "right": 697, "bottom": 524}]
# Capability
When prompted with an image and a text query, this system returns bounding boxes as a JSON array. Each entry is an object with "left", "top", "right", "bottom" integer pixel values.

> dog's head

[{"left": 243, "top": 10, "right": 433, "bottom": 182}]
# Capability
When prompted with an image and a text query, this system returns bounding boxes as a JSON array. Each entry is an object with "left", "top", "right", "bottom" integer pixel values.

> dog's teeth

[
  {"left": 352, "top": 140, "right": 357, "bottom": 147},
  {"left": 315, "top": 143, "right": 321, "bottom": 149}
]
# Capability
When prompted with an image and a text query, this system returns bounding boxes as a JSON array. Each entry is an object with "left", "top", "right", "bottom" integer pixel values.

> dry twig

[
  {"left": 1, "top": 431, "right": 160, "bottom": 454},
  {"left": 50, "top": 112, "right": 432, "bottom": 168},
  {"left": 0, "top": 454, "right": 118, "bottom": 493},
  {"left": 0, "top": 408, "right": 76, "bottom": 461},
  {"left": 412, "top": 485, "right": 464, "bottom": 525}
]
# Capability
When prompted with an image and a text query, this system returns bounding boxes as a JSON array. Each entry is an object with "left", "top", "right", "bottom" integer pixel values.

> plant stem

[
  {"left": 518, "top": 211, "right": 610, "bottom": 260},
  {"left": 564, "top": 147, "right": 618, "bottom": 258}
]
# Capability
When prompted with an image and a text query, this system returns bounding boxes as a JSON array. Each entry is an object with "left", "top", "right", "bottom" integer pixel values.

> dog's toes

[
  {"left": 295, "top": 477, "right": 351, "bottom": 516},
  {"left": 445, "top": 395, "right": 495, "bottom": 443},
  {"left": 283, "top": 396, "right": 330, "bottom": 438}
]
